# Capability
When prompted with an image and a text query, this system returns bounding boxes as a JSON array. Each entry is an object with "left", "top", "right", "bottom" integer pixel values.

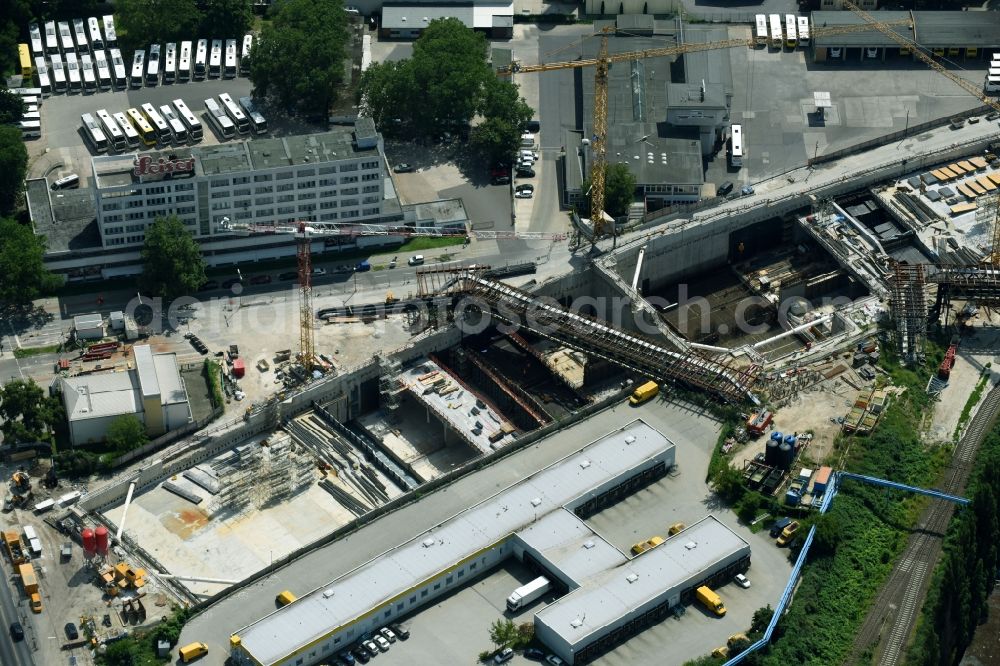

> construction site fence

[
  {"left": 807, "top": 104, "right": 992, "bottom": 168},
  {"left": 180, "top": 384, "right": 639, "bottom": 619}
]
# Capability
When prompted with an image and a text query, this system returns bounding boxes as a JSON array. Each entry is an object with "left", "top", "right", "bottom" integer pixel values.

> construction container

[
  {"left": 745, "top": 410, "right": 773, "bottom": 436},
  {"left": 17, "top": 562, "right": 38, "bottom": 593},
  {"left": 232, "top": 357, "right": 245, "bottom": 378},
  {"left": 813, "top": 466, "right": 832, "bottom": 494}
]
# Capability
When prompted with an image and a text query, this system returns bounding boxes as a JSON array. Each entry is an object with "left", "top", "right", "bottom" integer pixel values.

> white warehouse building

[
  {"left": 92, "top": 119, "right": 386, "bottom": 250},
  {"left": 229, "top": 420, "right": 751, "bottom": 666},
  {"left": 58, "top": 344, "right": 192, "bottom": 446}
]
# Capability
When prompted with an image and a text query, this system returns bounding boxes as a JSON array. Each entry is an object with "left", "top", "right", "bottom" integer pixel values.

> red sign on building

[{"left": 133, "top": 155, "right": 196, "bottom": 177}]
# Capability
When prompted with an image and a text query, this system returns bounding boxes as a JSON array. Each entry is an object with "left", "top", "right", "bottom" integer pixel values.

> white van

[
  {"left": 408, "top": 255, "right": 425, "bottom": 266},
  {"left": 520, "top": 132, "right": 535, "bottom": 147}
]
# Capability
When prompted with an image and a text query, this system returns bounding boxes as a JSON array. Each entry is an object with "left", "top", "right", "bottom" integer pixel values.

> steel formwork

[
  {"left": 454, "top": 275, "right": 760, "bottom": 404},
  {"left": 888, "top": 263, "right": 927, "bottom": 363}
]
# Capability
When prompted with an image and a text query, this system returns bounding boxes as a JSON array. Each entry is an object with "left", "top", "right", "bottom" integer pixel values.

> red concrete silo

[{"left": 95, "top": 525, "right": 109, "bottom": 556}]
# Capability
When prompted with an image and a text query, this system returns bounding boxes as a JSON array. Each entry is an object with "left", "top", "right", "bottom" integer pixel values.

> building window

[
  {"left": 341, "top": 187, "right": 358, "bottom": 195},
  {"left": 362, "top": 160, "right": 379, "bottom": 169},
  {"left": 234, "top": 187, "right": 250, "bottom": 196},
  {"left": 210, "top": 178, "right": 230, "bottom": 187},
  {"left": 319, "top": 178, "right": 335, "bottom": 187},
  {"left": 396, "top": 603, "right": 404, "bottom": 612},
  {"left": 255, "top": 185, "right": 273, "bottom": 194},
  {"left": 277, "top": 183, "right": 294, "bottom": 192},
  {"left": 298, "top": 192, "right": 316, "bottom": 200},
  {"left": 446, "top": 575, "right": 453, "bottom": 585},
  {"left": 341, "top": 163, "right": 358, "bottom": 172},
  {"left": 277, "top": 205, "right": 295, "bottom": 215},
  {"left": 434, "top": 582, "right": 441, "bottom": 590},
  {"left": 256, "top": 208, "right": 274, "bottom": 217},
  {"left": 296, "top": 168, "right": 315, "bottom": 177},
  {"left": 409, "top": 595, "right": 416, "bottom": 605},
  {"left": 470, "top": 562, "right": 477, "bottom": 571},
  {"left": 320, "top": 190, "right": 336, "bottom": 198},
  {"left": 277, "top": 194, "right": 294, "bottom": 203},
  {"left": 362, "top": 172, "right": 380, "bottom": 182},
  {"left": 298, "top": 204, "right": 315, "bottom": 213},
  {"left": 211, "top": 191, "right": 229, "bottom": 199},
  {"left": 341, "top": 175, "right": 358, "bottom": 183},
  {"left": 363, "top": 196, "right": 379, "bottom": 204},
  {"left": 235, "top": 210, "right": 252, "bottom": 220},
  {"left": 319, "top": 165, "right": 336, "bottom": 174},
  {"left": 235, "top": 199, "right": 251, "bottom": 208},
  {"left": 276, "top": 171, "right": 293, "bottom": 180},
  {"left": 255, "top": 196, "right": 273, "bottom": 205},
  {"left": 297, "top": 180, "right": 316, "bottom": 189},
  {"left": 320, "top": 201, "right": 337, "bottom": 210},
  {"left": 233, "top": 176, "right": 250, "bottom": 185},
  {"left": 253, "top": 174, "right": 271, "bottom": 182},
  {"left": 333, "top": 637, "right": 340, "bottom": 645},
  {"left": 342, "top": 199, "right": 358, "bottom": 207},
  {"left": 457, "top": 570, "right": 464, "bottom": 579},
  {"left": 362, "top": 185, "right": 379, "bottom": 194},
  {"left": 319, "top": 213, "right": 338, "bottom": 221},
  {"left": 384, "top": 610, "right": 391, "bottom": 618},
  {"left": 176, "top": 194, "right": 195, "bottom": 202}
]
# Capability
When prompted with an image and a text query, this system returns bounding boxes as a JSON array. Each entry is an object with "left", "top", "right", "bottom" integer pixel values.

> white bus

[
  {"left": 209, "top": 39, "right": 222, "bottom": 78},
  {"left": 130, "top": 49, "right": 145, "bottom": 88},
  {"left": 73, "top": 19, "right": 89, "bottom": 53},
  {"left": 88, "top": 17, "right": 103, "bottom": 51},
  {"left": 109, "top": 48, "right": 127, "bottom": 88},
  {"left": 728, "top": 124, "right": 744, "bottom": 169},
  {"left": 65, "top": 52, "right": 81, "bottom": 92},
  {"left": 224, "top": 38, "right": 238, "bottom": 78},
  {"left": 987, "top": 75, "right": 1000, "bottom": 93},
  {"left": 80, "top": 52, "right": 96, "bottom": 92},
  {"left": 113, "top": 110, "right": 141, "bottom": 148},
  {"left": 20, "top": 120, "right": 41, "bottom": 139},
  {"left": 768, "top": 14, "right": 782, "bottom": 49},
  {"left": 94, "top": 50, "right": 112, "bottom": 90},
  {"left": 241, "top": 34, "right": 253, "bottom": 75},
  {"left": 50, "top": 53, "right": 66, "bottom": 92},
  {"left": 160, "top": 104, "right": 188, "bottom": 142},
  {"left": 173, "top": 98, "right": 203, "bottom": 141},
  {"left": 239, "top": 96, "right": 267, "bottom": 134},
  {"left": 146, "top": 44, "right": 160, "bottom": 86},
  {"left": 33, "top": 57, "right": 51, "bottom": 94},
  {"left": 754, "top": 15, "right": 768, "bottom": 47},
  {"left": 219, "top": 92, "right": 250, "bottom": 133},
  {"left": 102, "top": 15, "right": 117, "bottom": 47},
  {"left": 163, "top": 42, "right": 176, "bottom": 83},
  {"left": 81, "top": 112, "right": 109, "bottom": 153},
  {"left": 58, "top": 21, "right": 74, "bottom": 53},
  {"left": 141, "top": 102, "right": 171, "bottom": 143},
  {"left": 204, "top": 97, "right": 236, "bottom": 139},
  {"left": 29, "top": 23, "right": 43, "bottom": 58},
  {"left": 194, "top": 39, "right": 208, "bottom": 80},
  {"left": 44, "top": 21, "right": 59, "bottom": 55},
  {"left": 784, "top": 15, "right": 797, "bottom": 49},
  {"left": 96, "top": 108, "right": 127, "bottom": 151},
  {"left": 178, "top": 41, "right": 192, "bottom": 81},
  {"left": 797, "top": 16, "right": 810, "bottom": 47}
]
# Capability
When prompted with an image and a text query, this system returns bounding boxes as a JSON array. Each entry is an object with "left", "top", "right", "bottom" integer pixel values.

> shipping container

[{"left": 812, "top": 466, "right": 832, "bottom": 495}]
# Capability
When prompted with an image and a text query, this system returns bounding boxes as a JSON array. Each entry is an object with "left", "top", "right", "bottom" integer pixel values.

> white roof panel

[
  {"left": 61, "top": 373, "right": 140, "bottom": 421},
  {"left": 152, "top": 353, "right": 187, "bottom": 405},
  {"left": 133, "top": 344, "right": 159, "bottom": 398},
  {"left": 236, "top": 420, "right": 674, "bottom": 665},
  {"left": 516, "top": 509, "right": 627, "bottom": 584}
]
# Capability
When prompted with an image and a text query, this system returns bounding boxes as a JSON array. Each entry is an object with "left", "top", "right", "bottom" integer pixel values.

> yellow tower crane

[
  {"left": 841, "top": 0, "right": 1000, "bottom": 265},
  {"left": 501, "top": 20, "right": 914, "bottom": 244}
]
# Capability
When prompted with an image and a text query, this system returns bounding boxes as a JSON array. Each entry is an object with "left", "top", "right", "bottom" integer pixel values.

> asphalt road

[{"left": 0, "top": 561, "right": 34, "bottom": 666}]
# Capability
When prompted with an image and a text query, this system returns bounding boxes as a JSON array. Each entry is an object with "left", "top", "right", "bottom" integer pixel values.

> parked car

[
  {"left": 379, "top": 627, "right": 396, "bottom": 643},
  {"left": 525, "top": 119, "right": 540, "bottom": 132},
  {"left": 866, "top": 47, "right": 878, "bottom": 58},
  {"left": 524, "top": 648, "right": 546, "bottom": 660},
  {"left": 249, "top": 274, "right": 272, "bottom": 285},
  {"left": 311, "top": 267, "right": 327, "bottom": 276},
  {"left": 515, "top": 189, "right": 533, "bottom": 199},
  {"left": 362, "top": 639, "right": 379, "bottom": 655},
  {"left": 516, "top": 168, "right": 535, "bottom": 178},
  {"left": 340, "top": 650, "right": 356, "bottom": 665},
  {"left": 279, "top": 271, "right": 298, "bottom": 281},
  {"left": 352, "top": 647, "right": 370, "bottom": 663},
  {"left": 546, "top": 655, "right": 565, "bottom": 666},
  {"left": 735, "top": 573, "right": 751, "bottom": 588},
  {"left": 65, "top": 622, "right": 79, "bottom": 640},
  {"left": 389, "top": 623, "right": 409, "bottom": 640},
  {"left": 198, "top": 280, "right": 219, "bottom": 291},
  {"left": 492, "top": 174, "right": 511, "bottom": 185},
  {"left": 355, "top": 260, "right": 371, "bottom": 272},
  {"left": 830, "top": 47, "right": 842, "bottom": 58},
  {"left": 716, "top": 181, "right": 734, "bottom": 196},
  {"left": 741, "top": 185, "right": 755, "bottom": 196},
  {"left": 393, "top": 163, "right": 414, "bottom": 173},
  {"left": 374, "top": 635, "right": 390, "bottom": 652},
  {"left": 769, "top": 517, "right": 792, "bottom": 538},
  {"left": 494, "top": 647, "right": 514, "bottom": 663},
  {"left": 10, "top": 622, "right": 23, "bottom": 641},
  {"left": 516, "top": 184, "right": 534, "bottom": 194}
]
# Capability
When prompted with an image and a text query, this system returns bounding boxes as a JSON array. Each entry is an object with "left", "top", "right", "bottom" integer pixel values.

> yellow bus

[
  {"left": 18, "top": 44, "right": 33, "bottom": 78},
  {"left": 126, "top": 107, "right": 157, "bottom": 146}
]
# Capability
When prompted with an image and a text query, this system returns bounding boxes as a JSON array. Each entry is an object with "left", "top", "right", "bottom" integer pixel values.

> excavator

[{"left": 3, "top": 470, "right": 32, "bottom": 511}]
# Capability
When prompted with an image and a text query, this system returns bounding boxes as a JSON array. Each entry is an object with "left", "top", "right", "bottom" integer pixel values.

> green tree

[
  {"left": 139, "top": 216, "right": 207, "bottom": 300},
  {"left": 0, "top": 126, "right": 28, "bottom": 215},
  {"left": 710, "top": 463, "right": 745, "bottom": 504},
  {"left": 749, "top": 605, "right": 773, "bottom": 636},
  {"left": 359, "top": 60, "right": 415, "bottom": 130},
  {"left": 198, "top": 0, "right": 253, "bottom": 41},
  {"left": 0, "top": 88, "right": 24, "bottom": 125},
  {"left": 105, "top": 415, "right": 148, "bottom": 453},
  {"left": 470, "top": 78, "right": 533, "bottom": 164},
  {"left": 488, "top": 617, "right": 517, "bottom": 650},
  {"left": 248, "top": 0, "right": 350, "bottom": 118},
  {"left": 0, "top": 378, "right": 63, "bottom": 444},
  {"left": 581, "top": 163, "right": 637, "bottom": 220},
  {"left": 117, "top": 0, "right": 202, "bottom": 50},
  {"left": 0, "top": 217, "right": 60, "bottom": 304},
  {"left": 408, "top": 18, "right": 492, "bottom": 135}
]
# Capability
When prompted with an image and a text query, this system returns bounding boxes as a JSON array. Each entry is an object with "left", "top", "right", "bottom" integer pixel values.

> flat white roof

[
  {"left": 61, "top": 372, "right": 140, "bottom": 421},
  {"left": 535, "top": 515, "right": 750, "bottom": 646},
  {"left": 235, "top": 420, "right": 674, "bottom": 665},
  {"left": 152, "top": 352, "right": 188, "bottom": 405},
  {"left": 515, "top": 509, "right": 627, "bottom": 585},
  {"left": 133, "top": 344, "right": 159, "bottom": 399},
  {"left": 73, "top": 313, "right": 102, "bottom": 329}
]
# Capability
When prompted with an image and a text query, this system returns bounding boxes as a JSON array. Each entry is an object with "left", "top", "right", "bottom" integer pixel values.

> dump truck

[
  {"left": 776, "top": 520, "right": 800, "bottom": 547},
  {"left": 3, "top": 530, "right": 26, "bottom": 565},
  {"left": 695, "top": 585, "right": 726, "bottom": 616},
  {"left": 628, "top": 381, "right": 659, "bottom": 406},
  {"left": 17, "top": 563, "right": 42, "bottom": 613},
  {"left": 506, "top": 576, "right": 550, "bottom": 612}
]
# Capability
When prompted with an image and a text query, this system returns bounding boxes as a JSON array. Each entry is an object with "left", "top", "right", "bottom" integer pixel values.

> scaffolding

[
  {"left": 453, "top": 275, "right": 760, "bottom": 404},
  {"left": 210, "top": 436, "right": 314, "bottom": 516},
  {"left": 378, "top": 355, "right": 406, "bottom": 414},
  {"left": 888, "top": 262, "right": 928, "bottom": 364}
]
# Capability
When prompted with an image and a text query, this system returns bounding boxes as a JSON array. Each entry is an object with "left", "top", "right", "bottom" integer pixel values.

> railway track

[{"left": 847, "top": 384, "right": 1000, "bottom": 665}]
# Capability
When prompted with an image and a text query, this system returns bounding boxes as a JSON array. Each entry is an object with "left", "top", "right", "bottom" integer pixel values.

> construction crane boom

[{"left": 220, "top": 220, "right": 568, "bottom": 241}]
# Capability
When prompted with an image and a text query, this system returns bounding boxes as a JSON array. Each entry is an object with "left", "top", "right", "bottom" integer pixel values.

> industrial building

[
  {"left": 73, "top": 312, "right": 105, "bottom": 340},
  {"left": 92, "top": 120, "right": 385, "bottom": 250},
  {"left": 58, "top": 344, "right": 192, "bottom": 445},
  {"left": 229, "top": 420, "right": 746, "bottom": 666},
  {"left": 379, "top": 2, "right": 513, "bottom": 40}
]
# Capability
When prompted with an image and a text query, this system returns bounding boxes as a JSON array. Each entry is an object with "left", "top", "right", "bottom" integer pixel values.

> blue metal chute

[{"left": 836, "top": 471, "right": 970, "bottom": 506}]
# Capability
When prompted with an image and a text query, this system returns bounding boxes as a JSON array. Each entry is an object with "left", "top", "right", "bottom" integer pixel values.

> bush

[{"left": 205, "top": 359, "right": 223, "bottom": 407}]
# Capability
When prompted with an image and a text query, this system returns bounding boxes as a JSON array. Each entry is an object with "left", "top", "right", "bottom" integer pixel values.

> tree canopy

[
  {"left": 105, "top": 415, "right": 149, "bottom": 454},
  {"left": 0, "top": 88, "right": 24, "bottom": 125},
  {"left": 117, "top": 0, "right": 202, "bottom": 50},
  {"left": 583, "top": 163, "right": 638, "bottom": 219},
  {"left": 0, "top": 217, "right": 59, "bottom": 304},
  {"left": 359, "top": 18, "right": 533, "bottom": 160},
  {"left": 139, "top": 216, "right": 207, "bottom": 300},
  {"left": 248, "top": 0, "right": 350, "bottom": 118},
  {"left": 0, "top": 126, "right": 27, "bottom": 215},
  {"left": 198, "top": 0, "right": 254, "bottom": 42},
  {"left": 0, "top": 378, "right": 63, "bottom": 444}
]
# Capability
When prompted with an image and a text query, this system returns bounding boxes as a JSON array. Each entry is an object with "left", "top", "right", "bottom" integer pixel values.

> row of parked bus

[
  {"left": 80, "top": 100, "right": 204, "bottom": 154},
  {"left": 203, "top": 93, "right": 268, "bottom": 140},
  {"left": 754, "top": 14, "right": 810, "bottom": 50},
  {"left": 7, "top": 87, "right": 43, "bottom": 139},
  {"left": 27, "top": 16, "right": 117, "bottom": 61},
  {"left": 20, "top": 34, "right": 254, "bottom": 96},
  {"left": 987, "top": 53, "right": 1000, "bottom": 94}
]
